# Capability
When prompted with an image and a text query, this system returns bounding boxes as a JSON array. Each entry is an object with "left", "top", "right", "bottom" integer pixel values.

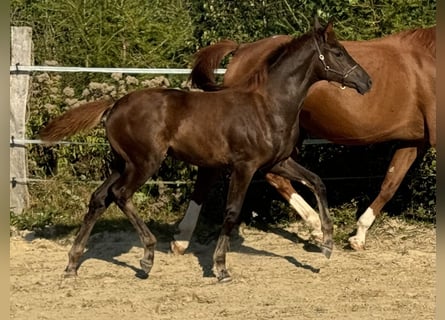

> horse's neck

[
  {"left": 265, "top": 38, "right": 317, "bottom": 117},
  {"left": 257, "top": 39, "right": 317, "bottom": 145}
]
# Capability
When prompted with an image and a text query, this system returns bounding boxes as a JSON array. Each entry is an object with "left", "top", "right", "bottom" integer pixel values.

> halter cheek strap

[{"left": 313, "top": 37, "right": 358, "bottom": 88}]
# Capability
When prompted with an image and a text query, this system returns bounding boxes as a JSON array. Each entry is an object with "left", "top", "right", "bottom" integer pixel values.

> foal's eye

[{"left": 335, "top": 51, "right": 344, "bottom": 57}]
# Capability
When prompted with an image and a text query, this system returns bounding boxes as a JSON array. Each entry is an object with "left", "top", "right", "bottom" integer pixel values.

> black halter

[{"left": 313, "top": 37, "right": 358, "bottom": 88}]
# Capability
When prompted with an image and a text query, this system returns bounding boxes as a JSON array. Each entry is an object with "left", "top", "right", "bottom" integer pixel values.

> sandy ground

[{"left": 10, "top": 218, "right": 435, "bottom": 320}]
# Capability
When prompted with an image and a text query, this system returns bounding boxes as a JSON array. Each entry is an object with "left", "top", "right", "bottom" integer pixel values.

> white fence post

[{"left": 10, "top": 26, "right": 32, "bottom": 214}]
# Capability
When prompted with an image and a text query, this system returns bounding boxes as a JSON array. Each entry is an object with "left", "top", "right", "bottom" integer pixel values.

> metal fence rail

[{"left": 10, "top": 64, "right": 227, "bottom": 75}]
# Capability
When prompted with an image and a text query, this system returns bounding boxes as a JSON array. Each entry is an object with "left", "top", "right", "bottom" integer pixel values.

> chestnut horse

[
  {"left": 39, "top": 18, "right": 371, "bottom": 281},
  {"left": 171, "top": 25, "right": 435, "bottom": 254}
]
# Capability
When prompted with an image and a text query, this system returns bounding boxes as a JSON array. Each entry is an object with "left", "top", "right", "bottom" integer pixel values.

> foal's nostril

[{"left": 367, "top": 78, "right": 373, "bottom": 88}]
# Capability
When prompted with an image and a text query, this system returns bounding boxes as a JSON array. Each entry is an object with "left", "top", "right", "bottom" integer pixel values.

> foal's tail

[
  {"left": 39, "top": 99, "right": 115, "bottom": 143},
  {"left": 189, "top": 39, "right": 239, "bottom": 91}
]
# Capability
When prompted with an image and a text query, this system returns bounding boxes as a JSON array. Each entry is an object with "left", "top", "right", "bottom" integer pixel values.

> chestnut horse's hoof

[
  {"left": 170, "top": 241, "right": 186, "bottom": 255},
  {"left": 348, "top": 236, "right": 365, "bottom": 251}
]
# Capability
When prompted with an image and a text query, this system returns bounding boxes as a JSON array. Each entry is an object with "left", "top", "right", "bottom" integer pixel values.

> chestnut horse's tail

[
  {"left": 189, "top": 39, "right": 239, "bottom": 91},
  {"left": 39, "top": 99, "right": 115, "bottom": 143}
]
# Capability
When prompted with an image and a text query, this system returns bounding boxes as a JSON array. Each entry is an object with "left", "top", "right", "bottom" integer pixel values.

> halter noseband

[{"left": 313, "top": 37, "right": 358, "bottom": 89}]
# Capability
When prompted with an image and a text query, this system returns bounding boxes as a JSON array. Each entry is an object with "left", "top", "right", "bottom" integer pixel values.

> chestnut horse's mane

[
  {"left": 394, "top": 25, "right": 436, "bottom": 57},
  {"left": 190, "top": 39, "right": 240, "bottom": 91}
]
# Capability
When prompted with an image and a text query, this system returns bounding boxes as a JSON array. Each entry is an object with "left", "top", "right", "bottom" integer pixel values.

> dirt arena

[{"left": 10, "top": 218, "right": 435, "bottom": 320}]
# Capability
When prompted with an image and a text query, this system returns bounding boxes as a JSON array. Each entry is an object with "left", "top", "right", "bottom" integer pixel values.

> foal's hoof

[
  {"left": 64, "top": 267, "right": 78, "bottom": 278},
  {"left": 348, "top": 236, "right": 365, "bottom": 251},
  {"left": 135, "top": 270, "right": 149, "bottom": 280},
  {"left": 320, "top": 245, "right": 332, "bottom": 259},
  {"left": 215, "top": 269, "right": 232, "bottom": 283},
  {"left": 170, "top": 241, "right": 186, "bottom": 255},
  {"left": 140, "top": 259, "right": 153, "bottom": 275}
]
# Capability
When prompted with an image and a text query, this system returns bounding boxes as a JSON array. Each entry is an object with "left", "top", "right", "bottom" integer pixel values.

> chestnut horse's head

[{"left": 312, "top": 17, "right": 372, "bottom": 94}]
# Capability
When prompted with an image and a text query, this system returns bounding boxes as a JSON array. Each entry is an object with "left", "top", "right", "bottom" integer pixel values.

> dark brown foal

[{"left": 40, "top": 18, "right": 371, "bottom": 281}]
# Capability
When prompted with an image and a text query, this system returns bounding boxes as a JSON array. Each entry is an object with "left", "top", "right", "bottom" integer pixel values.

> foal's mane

[
  {"left": 232, "top": 32, "right": 314, "bottom": 91},
  {"left": 396, "top": 25, "right": 436, "bottom": 57}
]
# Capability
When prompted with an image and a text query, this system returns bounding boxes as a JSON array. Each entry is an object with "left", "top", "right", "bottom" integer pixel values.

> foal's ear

[
  {"left": 322, "top": 19, "right": 336, "bottom": 42},
  {"left": 314, "top": 14, "right": 322, "bottom": 30},
  {"left": 313, "top": 14, "right": 332, "bottom": 36}
]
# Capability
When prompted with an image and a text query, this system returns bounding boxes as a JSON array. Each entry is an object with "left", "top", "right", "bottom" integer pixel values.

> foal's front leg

[
  {"left": 269, "top": 158, "right": 333, "bottom": 258},
  {"left": 213, "top": 165, "right": 255, "bottom": 282}
]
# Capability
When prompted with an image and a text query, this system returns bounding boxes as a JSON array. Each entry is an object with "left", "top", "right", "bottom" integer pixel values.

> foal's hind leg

[
  {"left": 110, "top": 160, "right": 163, "bottom": 277},
  {"left": 65, "top": 171, "right": 120, "bottom": 276},
  {"left": 265, "top": 173, "right": 323, "bottom": 243},
  {"left": 269, "top": 158, "right": 333, "bottom": 258}
]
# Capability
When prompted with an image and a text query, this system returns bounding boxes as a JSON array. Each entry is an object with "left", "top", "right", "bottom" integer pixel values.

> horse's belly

[
  {"left": 305, "top": 122, "right": 381, "bottom": 144},
  {"left": 168, "top": 135, "right": 232, "bottom": 167},
  {"left": 302, "top": 116, "right": 424, "bottom": 145}
]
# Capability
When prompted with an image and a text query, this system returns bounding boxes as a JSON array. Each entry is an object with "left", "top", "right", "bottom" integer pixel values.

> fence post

[{"left": 10, "top": 26, "right": 32, "bottom": 214}]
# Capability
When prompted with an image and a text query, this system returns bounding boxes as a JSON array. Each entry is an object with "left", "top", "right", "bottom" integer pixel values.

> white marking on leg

[
  {"left": 349, "top": 207, "right": 375, "bottom": 249},
  {"left": 173, "top": 200, "right": 202, "bottom": 251},
  {"left": 289, "top": 193, "right": 322, "bottom": 237}
]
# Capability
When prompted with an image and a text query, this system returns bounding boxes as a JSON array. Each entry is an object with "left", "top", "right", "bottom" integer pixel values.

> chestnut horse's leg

[
  {"left": 348, "top": 145, "right": 421, "bottom": 250},
  {"left": 264, "top": 174, "right": 323, "bottom": 242},
  {"left": 65, "top": 171, "right": 121, "bottom": 276},
  {"left": 171, "top": 167, "right": 220, "bottom": 255},
  {"left": 269, "top": 158, "right": 333, "bottom": 258},
  {"left": 213, "top": 164, "right": 256, "bottom": 282}
]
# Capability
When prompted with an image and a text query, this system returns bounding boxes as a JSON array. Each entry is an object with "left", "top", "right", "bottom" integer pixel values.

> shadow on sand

[
  {"left": 187, "top": 226, "right": 322, "bottom": 278},
  {"left": 58, "top": 220, "right": 322, "bottom": 280}
]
